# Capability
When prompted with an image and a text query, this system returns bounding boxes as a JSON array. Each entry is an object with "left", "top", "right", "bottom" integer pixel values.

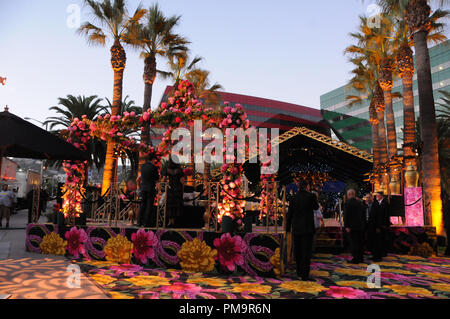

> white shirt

[
  {"left": 314, "top": 207, "right": 323, "bottom": 229},
  {"left": 0, "top": 190, "right": 15, "bottom": 207}
]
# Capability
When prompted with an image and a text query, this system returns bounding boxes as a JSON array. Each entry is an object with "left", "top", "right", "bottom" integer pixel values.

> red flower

[
  {"left": 213, "top": 233, "right": 247, "bottom": 271},
  {"left": 65, "top": 227, "right": 88, "bottom": 259},
  {"left": 131, "top": 229, "right": 158, "bottom": 264},
  {"left": 175, "top": 117, "right": 182, "bottom": 123}
]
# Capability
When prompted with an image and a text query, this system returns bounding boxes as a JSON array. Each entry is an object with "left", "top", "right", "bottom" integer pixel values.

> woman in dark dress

[{"left": 163, "top": 158, "right": 184, "bottom": 227}]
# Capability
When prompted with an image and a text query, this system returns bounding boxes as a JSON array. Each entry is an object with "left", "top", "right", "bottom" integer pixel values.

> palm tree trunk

[
  {"left": 377, "top": 110, "right": 388, "bottom": 165},
  {"left": 377, "top": 109, "right": 389, "bottom": 190},
  {"left": 402, "top": 73, "right": 416, "bottom": 166},
  {"left": 138, "top": 55, "right": 156, "bottom": 174},
  {"left": 101, "top": 68, "right": 124, "bottom": 196},
  {"left": 413, "top": 29, "right": 443, "bottom": 235},
  {"left": 371, "top": 122, "right": 381, "bottom": 190},
  {"left": 383, "top": 90, "right": 398, "bottom": 160}
]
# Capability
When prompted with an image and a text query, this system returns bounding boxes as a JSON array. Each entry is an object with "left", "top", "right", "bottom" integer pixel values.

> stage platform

[
  {"left": 25, "top": 221, "right": 437, "bottom": 277},
  {"left": 26, "top": 223, "right": 284, "bottom": 277}
]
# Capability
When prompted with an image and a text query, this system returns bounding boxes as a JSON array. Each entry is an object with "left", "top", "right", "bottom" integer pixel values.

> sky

[{"left": 0, "top": 0, "right": 448, "bottom": 127}]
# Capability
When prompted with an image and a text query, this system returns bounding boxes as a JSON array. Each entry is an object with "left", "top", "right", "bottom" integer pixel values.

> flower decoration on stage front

[
  {"left": 213, "top": 233, "right": 247, "bottom": 271},
  {"left": 65, "top": 226, "right": 89, "bottom": 259},
  {"left": 40, "top": 232, "right": 67, "bottom": 255},
  {"left": 104, "top": 234, "right": 134, "bottom": 264},
  {"left": 177, "top": 238, "right": 217, "bottom": 273},
  {"left": 270, "top": 247, "right": 283, "bottom": 276},
  {"left": 131, "top": 229, "right": 159, "bottom": 264}
]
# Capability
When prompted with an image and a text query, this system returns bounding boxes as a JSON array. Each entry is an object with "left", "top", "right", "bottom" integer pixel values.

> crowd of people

[{"left": 286, "top": 180, "right": 394, "bottom": 281}]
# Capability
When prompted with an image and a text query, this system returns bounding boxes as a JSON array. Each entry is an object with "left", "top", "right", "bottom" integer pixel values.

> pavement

[{"left": 0, "top": 209, "right": 109, "bottom": 299}]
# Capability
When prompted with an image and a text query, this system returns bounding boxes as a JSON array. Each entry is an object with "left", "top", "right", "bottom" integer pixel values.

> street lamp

[{"left": 24, "top": 117, "right": 49, "bottom": 186}]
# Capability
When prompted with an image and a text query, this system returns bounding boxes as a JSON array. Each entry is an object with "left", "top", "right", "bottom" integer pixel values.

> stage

[{"left": 26, "top": 218, "right": 437, "bottom": 278}]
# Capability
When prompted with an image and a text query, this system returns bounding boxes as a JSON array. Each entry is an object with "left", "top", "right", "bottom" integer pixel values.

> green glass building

[{"left": 320, "top": 40, "right": 450, "bottom": 151}]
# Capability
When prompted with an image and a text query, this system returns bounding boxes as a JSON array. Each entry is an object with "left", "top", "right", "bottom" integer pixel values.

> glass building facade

[{"left": 320, "top": 40, "right": 450, "bottom": 151}]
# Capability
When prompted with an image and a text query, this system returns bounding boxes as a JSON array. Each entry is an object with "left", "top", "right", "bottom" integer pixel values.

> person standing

[
  {"left": 137, "top": 153, "right": 159, "bottom": 227},
  {"left": 368, "top": 193, "right": 386, "bottom": 262},
  {"left": 343, "top": 189, "right": 366, "bottom": 264},
  {"left": 286, "top": 180, "right": 319, "bottom": 281},
  {"left": 162, "top": 157, "right": 184, "bottom": 228},
  {"left": 375, "top": 191, "right": 390, "bottom": 257},
  {"left": 0, "top": 184, "right": 15, "bottom": 228},
  {"left": 312, "top": 192, "right": 324, "bottom": 252}
]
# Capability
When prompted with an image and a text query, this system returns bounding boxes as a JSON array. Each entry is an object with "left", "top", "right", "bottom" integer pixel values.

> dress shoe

[{"left": 301, "top": 277, "right": 314, "bottom": 282}]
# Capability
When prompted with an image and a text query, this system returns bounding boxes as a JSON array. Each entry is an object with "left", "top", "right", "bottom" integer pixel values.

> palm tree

[
  {"left": 44, "top": 95, "right": 107, "bottom": 179},
  {"left": 78, "top": 0, "right": 146, "bottom": 195},
  {"left": 125, "top": 3, "right": 188, "bottom": 170},
  {"left": 104, "top": 95, "right": 142, "bottom": 176},
  {"left": 378, "top": 0, "right": 448, "bottom": 234},
  {"left": 167, "top": 52, "right": 224, "bottom": 107}
]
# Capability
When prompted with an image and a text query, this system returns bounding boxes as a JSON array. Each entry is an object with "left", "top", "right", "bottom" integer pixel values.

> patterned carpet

[{"left": 75, "top": 253, "right": 450, "bottom": 299}]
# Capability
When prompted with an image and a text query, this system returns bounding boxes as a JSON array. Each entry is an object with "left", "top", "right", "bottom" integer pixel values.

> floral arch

[{"left": 61, "top": 80, "right": 275, "bottom": 227}]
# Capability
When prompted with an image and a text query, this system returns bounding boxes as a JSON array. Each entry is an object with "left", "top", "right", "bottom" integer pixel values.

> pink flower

[
  {"left": 131, "top": 229, "right": 158, "bottom": 264},
  {"left": 89, "top": 122, "right": 97, "bottom": 131},
  {"left": 64, "top": 226, "right": 88, "bottom": 259},
  {"left": 160, "top": 283, "right": 202, "bottom": 298},
  {"left": 175, "top": 117, "right": 182, "bottom": 123},
  {"left": 325, "top": 286, "right": 368, "bottom": 299},
  {"left": 110, "top": 264, "right": 143, "bottom": 276},
  {"left": 213, "top": 233, "right": 247, "bottom": 271},
  {"left": 161, "top": 102, "right": 168, "bottom": 109},
  {"left": 224, "top": 106, "right": 231, "bottom": 113}
]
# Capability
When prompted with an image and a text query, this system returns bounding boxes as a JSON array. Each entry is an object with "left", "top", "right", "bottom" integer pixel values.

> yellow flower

[
  {"left": 400, "top": 255, "right": 425, "bottom": 260},
  {"left": 312, "top": 259, "right": 333, "bottom": 263},
  {"left": 177, "top": 238, "right": 217, "bottom": 273},
  {"left": 90, "top": 274, "right": 116, "bottom": 285},
  {"left": 231, "top": 283, "right": 272, "bottom": 294},
  {"left": 270, "top": 248, "right": 283, "bottom": 276},
  {"left": 40, "top": 232, "right": 67, "bottom": 255},
  {"left": 334, "top": 268, "right": 369, "bottom": 277},
  {"left": 375, "top": 262, "right": 405, "bottom": 268},
  {"left": 336, "top": 281, "right": 367, "bottom": 288},
  {"left": 104, "top": 234, "right": 133, "bottom": 264},
  {"left": 418, "top": 272, "right": 450, "bottom": 280},
  {"left": 310, "top": 270, "right": 330, "bottom": 277},
  {"left": 280, "top": 280, "right": 327, "bottom": 294},
  {"left": 109, "top": 291, "right": 134, "bottom": 299},
  {"left": 187, "top": 277, "right": 227, "bottom": 287},
  {"left": 385, "top": 285, "right": 434, "bottom": 297},
  {"left": 125, "top": 275, "right": 171, "bottom": 287},
  {"left": 430, "top": 283, "right": 450, "bottom": 293},
  {"left": 382, "top": 268, "right": 414, "bottom": 275},
  {"left": 85, "top": 260, "right": 119, "bottom": 268}
]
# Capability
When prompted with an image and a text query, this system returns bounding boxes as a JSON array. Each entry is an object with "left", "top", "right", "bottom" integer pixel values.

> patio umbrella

[{"left": 0, "top": 109, "right": 89, "bottom": 161}]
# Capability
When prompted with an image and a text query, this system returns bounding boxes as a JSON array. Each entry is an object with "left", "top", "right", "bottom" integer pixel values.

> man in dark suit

[
  {"left": 442, "top": 192, "right": 450, "bottom": 256},
  {"left": 375, "top": 191, "right": 390, "bottom": 257},
  {"left": 137, "top": 153, "right": 159, "bottom": 227},
  {"left": 344, "top": 189, "right": 366, "bottom": 264},
  {"left": 286, "top": 180, "right": 319, "bottom": 281},
  {"left": 368, "top": 192, "right": 388, "bottom": 261}
]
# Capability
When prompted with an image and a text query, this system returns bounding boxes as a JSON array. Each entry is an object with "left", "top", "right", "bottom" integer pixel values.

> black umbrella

[{"left": 0, "top": 109, "right": 89, "bottom": 161}]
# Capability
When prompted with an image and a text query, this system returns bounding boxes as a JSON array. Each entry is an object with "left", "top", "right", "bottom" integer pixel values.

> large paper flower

[
  {"left": 64, "top": 227, "right": 88, "bottom": 259},
  {"left": 213, "top": 233, "right": 247, "bottom": 271},
  {"left": 326, "top": 286, "right": 368, "bottom": 299},
  {"left": 160, "top": 283, "right": 202, "bottom": 298},
  {"left": 131, "top": 229, "right": 158, "bottom": 264},
  {"left": 125, "top": 275, "right": 171, "bottom": 287},
  {"left": 231, "top": 283, "right": 272, "bottom": 294},
  {"left": 40, "top": 232, "right": 67, "bottom": 255},
  {"left": 280, "top": 280, "right": 327, "bottom": 294},
  {"left": 177, "top": 238, "right": 217, "bottom": 273},
  {"left": 104, "top": 234, "right": 133, "bottom": 264},
  {"left": 384, "top": 285, "right": 434, "bottom": 297},
  {"left": 269, "top": 248, "right": 283, "bottom": 276}
]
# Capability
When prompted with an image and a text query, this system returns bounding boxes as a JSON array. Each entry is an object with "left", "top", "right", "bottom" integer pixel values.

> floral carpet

[{"left": 75, "top": 253, "right": 450, "bottom": 299}]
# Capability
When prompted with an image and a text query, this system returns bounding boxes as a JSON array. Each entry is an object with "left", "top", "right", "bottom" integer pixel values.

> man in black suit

[
  {"left": 286, "top": 180, "right": 319, "bottom": 281},
  {"left": 137, "top": 153, "right": 159, "bottom": 227},
  {"left": 344, "top": 189, "right": 366, "bottom": 264},
  {"left": 442, "top": 192, "right": 450, "bottom": 256},
  {"left": 368, "top": 192, "right": 388, "bottom": 261},
  {"left": 376, "top": 191, "right": 390, "bottom": 257}
]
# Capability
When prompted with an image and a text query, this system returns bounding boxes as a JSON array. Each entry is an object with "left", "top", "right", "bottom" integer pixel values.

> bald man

[{"left": 343, "top": 189, "right": 366, "bottom": 264}]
